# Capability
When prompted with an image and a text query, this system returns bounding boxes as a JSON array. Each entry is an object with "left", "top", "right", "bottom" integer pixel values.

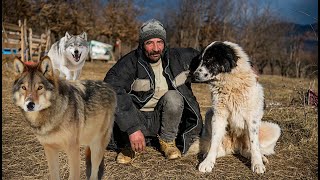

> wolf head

[
  {"left": 64, "top": 32, "right": 89, "bottom": 64},
  {"left": 12, "top": 57, "right": 57, "bottom": 112},
  {"left": 192, "top": 41, "right": 238, "bottom": 82}
]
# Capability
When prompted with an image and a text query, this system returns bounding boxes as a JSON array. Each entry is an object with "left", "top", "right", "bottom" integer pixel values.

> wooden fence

[{"left": 2, "top": 19, "right": 51, "bottom": 64}]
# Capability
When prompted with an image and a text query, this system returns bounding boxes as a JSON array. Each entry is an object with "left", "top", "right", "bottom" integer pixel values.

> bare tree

[
  {"left": 2, "top": 0, "right": 33, "bottom": 23},
  {"left": 100, "top": 0, "right": 142, "bottom": 58},
  {"left": 165, "top": 0, "right": 204, "bottom": 49}
]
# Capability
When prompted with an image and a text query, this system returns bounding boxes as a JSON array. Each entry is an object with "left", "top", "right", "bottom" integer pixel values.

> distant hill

[
  {"left": 293, "top": 23, "right": 318, "bottom": 36},
  {"left": 290, "top": 23, "right": 318, "bottom": 52}
]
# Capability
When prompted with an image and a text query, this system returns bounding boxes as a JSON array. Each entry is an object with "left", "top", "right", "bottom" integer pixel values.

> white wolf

[{"left": 48, "top": 32, "right": 89, "bottom": 80}]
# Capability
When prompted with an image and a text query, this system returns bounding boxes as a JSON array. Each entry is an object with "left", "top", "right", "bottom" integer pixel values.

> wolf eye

[
  {"left": 38, "top": 86, "right": 43, "bottom": 90},
  {"left": 21, "top": 86, "right": 26, "bottom": 90}
]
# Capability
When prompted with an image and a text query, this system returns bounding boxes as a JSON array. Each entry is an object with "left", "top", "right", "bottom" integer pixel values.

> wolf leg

[
  {"left": 43, "top": 145, "right": 60, "bottom": 180},
  {"left": 198, "top": 109, "right": 228, "bottom": 173},
  {"left": 66, "top": 145, "right": 81, "bottom": 180},
  {"left": 73, "top": 69, "right": 82, "bottom": 80},
  {"left": 89, "top": 137, "right": 106, "bottom": 180},
  {"left": 246, "top": 117, "right": 266, "bottom": 174},
  {"left": 59, "top": 65, "right": 72, "bottom": 80}
]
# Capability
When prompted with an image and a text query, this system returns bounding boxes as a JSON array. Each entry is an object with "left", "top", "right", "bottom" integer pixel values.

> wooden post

[
  {"left": 38, "top": 33, "right": 45, "bottom": 61},
  {"left": 24, "top": 19, "right": 28, "bottom": 61},
  {"left": 29, "top": 28, "right": 33, "bottom": 61},
  {"left": 19, "top": 20, "right": 25, "bottom": 62},
  {"left": 45, "top": 29, "right": 51, "bottom": 53}
]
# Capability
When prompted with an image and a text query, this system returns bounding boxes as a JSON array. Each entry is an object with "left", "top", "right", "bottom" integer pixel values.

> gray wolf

[
  {"left": 48, "top": 32, "right": 89, "bottom": 80},
  {"left": 191, "top": 41, "right": 281, "bottom": 174},
  {"left": 12, "top": 56, "right": 116, "bottom": 180}
]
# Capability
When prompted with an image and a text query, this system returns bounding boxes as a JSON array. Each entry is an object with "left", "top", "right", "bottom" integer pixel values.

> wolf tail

[
  {"left": 85, "top": 147, "right": 105, "bottom": 180},
  {"left": 259, "top": 121, "right": 281, "bottom": 155}
]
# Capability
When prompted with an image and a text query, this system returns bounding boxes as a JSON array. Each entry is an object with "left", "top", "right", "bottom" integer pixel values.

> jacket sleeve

[
  {"left": 104, "top": 58, "right": 147, "bottom": 135},
  {"left": 177, "top": 47, "right": 200, "bottom": 71},
  {"left": 174, "top": 48, "right": 201, "bottom": 83}
]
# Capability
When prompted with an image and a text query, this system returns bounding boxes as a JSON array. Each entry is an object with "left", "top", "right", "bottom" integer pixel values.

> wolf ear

[
  {"left": 13, "top": 57, "right": 25, "bottom": 76},
  {"left": 39, "top": 56, "right": 54, "bottom": 78},
  {"left": 80, "top": 32, "right": 87, "bottom": 40},
  {"left": 65, "top": 32, "right": 72, "bottom": 39}
]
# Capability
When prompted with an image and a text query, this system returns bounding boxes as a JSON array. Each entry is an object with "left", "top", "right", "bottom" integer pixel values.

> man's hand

[{"left": 129, "top": 130, "right": 146, "bottom": 153}]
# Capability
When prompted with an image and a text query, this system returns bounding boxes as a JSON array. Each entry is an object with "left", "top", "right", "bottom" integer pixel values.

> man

[{"left": 104, "top": 19, "right": 203, "bottom": 164}]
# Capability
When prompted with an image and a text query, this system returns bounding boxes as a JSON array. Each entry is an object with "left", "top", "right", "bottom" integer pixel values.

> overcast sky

[
  {"left": 139, "top": 0, "right": 318, "bottom": 25},
  {"left": 267, "top": 0, "right": 318, "bottom": 25}
]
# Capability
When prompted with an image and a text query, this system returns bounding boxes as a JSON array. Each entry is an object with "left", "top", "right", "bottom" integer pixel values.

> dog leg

[
  {"left": 247, "top": 118, "right": 266, "bottom": 174},
  {"left": 66, "top": 145, "right": 81, "bottom": 180},
  {"left": 199, "top": 113, "right": 228, "bottom": 173},
  {"left": 43, "top": 145, "right": 60, "bottom": 180}
]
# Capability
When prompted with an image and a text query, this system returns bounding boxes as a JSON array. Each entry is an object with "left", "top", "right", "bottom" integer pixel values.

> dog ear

[
  {"left": 80, "top": 32, "right": 87, "bottom": 40},
  {"left": 189, "top": 54, "right": 201, "bottom": 74},
  {"left": 65, "top": 32, "right": 72, "bottom": 39},
  {"left": 39, "top": 56, "right": 54, "bottom": 78},
  {"left": 13, "top": 57, "right": 25, "bottom": 76}
]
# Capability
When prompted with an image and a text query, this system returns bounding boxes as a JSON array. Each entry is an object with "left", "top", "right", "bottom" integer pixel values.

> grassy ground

[{"left": 2, "top": 61, "right": 318, "bottom": 179}]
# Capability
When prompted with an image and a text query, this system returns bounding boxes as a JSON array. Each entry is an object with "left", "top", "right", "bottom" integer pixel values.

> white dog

[
  {"left": 48, "top": 32, "right": 89, "bottom": 80},
  {"left": 191, "top": 41, "right": 281, "bottom": 174}
]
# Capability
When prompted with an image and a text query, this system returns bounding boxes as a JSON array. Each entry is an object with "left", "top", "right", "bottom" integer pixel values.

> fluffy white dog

[{"left": 191, "top": 41, "right": 281, "bottom": 174}]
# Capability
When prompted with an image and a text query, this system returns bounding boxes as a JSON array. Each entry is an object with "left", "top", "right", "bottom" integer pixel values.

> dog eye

[
  {"left": 38, "top": 86, "right": 43, "bottom": 90},
  {"left": 21, "top": 86, "right": 26, "bottom": 90}
]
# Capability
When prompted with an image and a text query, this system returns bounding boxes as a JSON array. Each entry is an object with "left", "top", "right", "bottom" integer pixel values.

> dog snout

[
  {"left": 27, "top": 101, "right": 35, "bottom": 111},
  {"left": 74, "top": 49, "right": 79, "bottom": 54},
  {"left": 194, "top": 71, "right": 200, "bottom": 77},
  {"left": 194, "top": 71, "right": 208, "bottom": 78}
]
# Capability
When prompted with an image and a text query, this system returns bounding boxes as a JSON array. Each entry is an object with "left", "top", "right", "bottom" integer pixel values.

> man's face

[{"left": 143, "top": 38, "right": 164, "bottom": 62}]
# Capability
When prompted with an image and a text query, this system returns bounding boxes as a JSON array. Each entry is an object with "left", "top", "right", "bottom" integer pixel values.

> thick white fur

[
  {"left": 194, "top": 41, "right": 281, "bottom": 174},
  {"left": 48, "top": 32, "right": 89, "bottom": 80}
]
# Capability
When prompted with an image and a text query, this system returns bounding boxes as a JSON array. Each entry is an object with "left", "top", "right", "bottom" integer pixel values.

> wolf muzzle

[
  {"left": 26, "top": 101, "right": 35, "bottom": 111},
  {"left": 72, "top": 49, "right": 82, "bottom": 62}
]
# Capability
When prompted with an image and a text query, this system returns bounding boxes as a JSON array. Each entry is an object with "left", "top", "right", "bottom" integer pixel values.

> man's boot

[
  {"left": 116, "top": 147, "right": 136, "bottom": 164},
  {"left": 159, "top": 138, "right": 181, "bottom": 160}
]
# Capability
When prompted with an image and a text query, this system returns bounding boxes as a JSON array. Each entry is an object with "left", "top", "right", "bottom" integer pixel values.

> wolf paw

[
  {"left": 198, "top": 159, "right": 215, "bottom": 173},
  {"left": 251, "top": 163, "right": 266, "bottom": 174},
  {"left": 262, "top": 155, "right": 269, "bottom": 164}
]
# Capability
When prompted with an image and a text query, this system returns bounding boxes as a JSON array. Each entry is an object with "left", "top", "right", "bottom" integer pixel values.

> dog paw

[
  {"left": 198, "top": 159, "right": 215, "bottom": 173},
  {"left": 251, "top": 163, "right": 266, "bottom": 174}
]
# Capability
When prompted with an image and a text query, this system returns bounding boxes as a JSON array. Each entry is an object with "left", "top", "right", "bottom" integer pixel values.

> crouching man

[{"left": 104, "top": 19, "right": 203, "bottom": 164}]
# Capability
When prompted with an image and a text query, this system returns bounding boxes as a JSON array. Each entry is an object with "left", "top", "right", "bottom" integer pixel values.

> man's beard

[{"left": 146, "top": 50, "right": 162, "bottom": 62}]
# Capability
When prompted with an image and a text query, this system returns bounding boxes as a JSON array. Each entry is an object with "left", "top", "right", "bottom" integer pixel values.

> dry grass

[{"left": 2, "top": 61, "right": 318, "bottom": 179}]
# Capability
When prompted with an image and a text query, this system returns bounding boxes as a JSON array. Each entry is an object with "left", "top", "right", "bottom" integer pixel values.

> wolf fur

[
  {"left": 191, "top": 41, "right": 281, "bottom": 174},
  {"left": 12, "top": 56, "right": 116, "bottom": 180},
  {"left": 48, "top": 32, "right": 89, "bottom": 80}
]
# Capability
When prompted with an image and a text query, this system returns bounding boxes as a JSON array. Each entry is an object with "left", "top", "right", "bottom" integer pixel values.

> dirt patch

[{"left": 2, "top": 60, "right": 318, "bottom": 179}]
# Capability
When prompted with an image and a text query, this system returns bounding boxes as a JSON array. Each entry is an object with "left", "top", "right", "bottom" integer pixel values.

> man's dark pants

[{"left": 108, "top": 90, "right": 184, "bottom": 150}]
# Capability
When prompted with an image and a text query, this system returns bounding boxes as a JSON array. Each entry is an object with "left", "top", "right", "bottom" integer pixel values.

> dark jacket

[{"left": 104, "top": 46, "right": 203, "bottom": 154}]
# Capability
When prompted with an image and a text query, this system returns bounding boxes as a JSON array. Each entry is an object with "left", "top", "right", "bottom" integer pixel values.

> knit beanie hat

[{"left": 139, "top": 19, "right": 166, "bottom": 45}]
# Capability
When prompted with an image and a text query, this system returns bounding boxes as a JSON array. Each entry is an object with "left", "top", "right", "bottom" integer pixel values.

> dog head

[
  {"left": 64, "top": 32, "right": 89, "bottom": 64},
  {"left": 12, "top": 56, "right": 57, "bottom": 112},
  {"left": 192, "top": 41, "right": 238, "bottom": 82}
]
